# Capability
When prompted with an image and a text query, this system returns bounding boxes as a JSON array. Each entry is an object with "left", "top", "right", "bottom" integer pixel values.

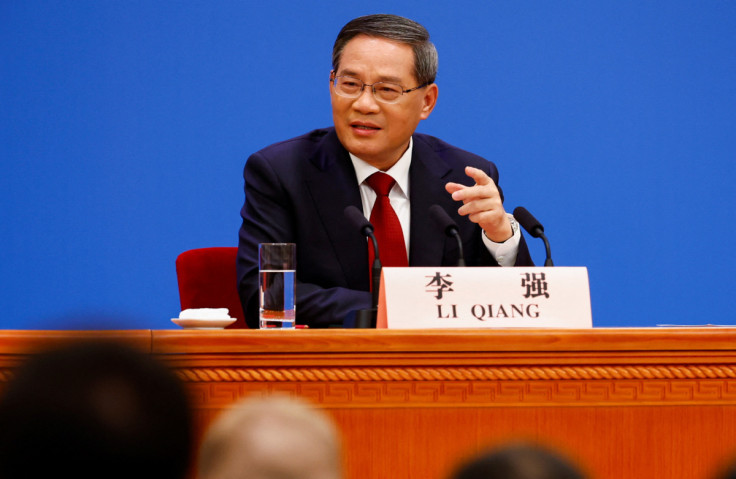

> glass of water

[{"left": 258, "top": 243, "right": 296, "bottom": 329}]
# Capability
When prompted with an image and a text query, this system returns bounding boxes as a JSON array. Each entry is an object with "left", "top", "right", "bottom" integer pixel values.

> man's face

[{"left": 330, "top": 34, "right": 438, "bottom": 171}]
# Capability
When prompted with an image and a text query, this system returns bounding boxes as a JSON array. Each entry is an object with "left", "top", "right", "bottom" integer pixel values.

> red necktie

[{"left": 366, "top": 172, "right": 408, "bottom": 274}]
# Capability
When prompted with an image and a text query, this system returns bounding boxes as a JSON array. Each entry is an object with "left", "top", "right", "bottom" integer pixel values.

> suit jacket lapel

[
  {"left": 408, "top": 136, "right": 456, "bottom": 266},
  {"left": 304, "top": 130, "right": 368, "bottom": 290}
]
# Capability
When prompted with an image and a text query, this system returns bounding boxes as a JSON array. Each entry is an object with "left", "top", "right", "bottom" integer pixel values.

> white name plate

[{"left": 376, "top": 267, "right": 592, "bottom": 329}]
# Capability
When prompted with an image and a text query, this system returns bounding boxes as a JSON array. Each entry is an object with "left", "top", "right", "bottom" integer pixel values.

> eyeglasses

[{"left": 331, "top": 74, "right": 430, "bottom": 104}]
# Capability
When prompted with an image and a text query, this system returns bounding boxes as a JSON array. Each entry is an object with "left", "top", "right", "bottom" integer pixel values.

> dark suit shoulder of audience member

[
  {"left": 0, "top": 340, "right": 193, "bottom": 479},
  {"left": 450, "top": 442, "right": 586, "bottom": 479}
]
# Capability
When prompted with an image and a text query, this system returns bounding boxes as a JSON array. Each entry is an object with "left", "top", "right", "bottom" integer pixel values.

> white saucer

[{"left": 171, "top": 317, "right": 236, "bottom": 329}]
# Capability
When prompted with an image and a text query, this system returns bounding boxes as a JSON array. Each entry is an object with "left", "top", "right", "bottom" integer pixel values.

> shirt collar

[{"left": 349, "top": 137, "right": 412, "bottom": 196}]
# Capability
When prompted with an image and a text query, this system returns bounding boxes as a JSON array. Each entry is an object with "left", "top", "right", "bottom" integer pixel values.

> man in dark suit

[{"left": 237, "top": 14, "right": 533, "bottom": 329}]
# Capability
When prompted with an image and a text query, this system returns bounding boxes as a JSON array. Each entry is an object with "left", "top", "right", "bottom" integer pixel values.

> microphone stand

[
  {"left": 354, "top": 233, "right": 381, "bottom": 328},
  {"left": 429, "top": 205, "right": 466, "bottom": 267},
  {"left": 512, "top": 206, "right": 554, "bottom": 267},
  {"left": 540, "top": 231, "right": 554, "bottom": 266},
  {"left": 448, "top": 227, "right": 466, "bottom": 267}
]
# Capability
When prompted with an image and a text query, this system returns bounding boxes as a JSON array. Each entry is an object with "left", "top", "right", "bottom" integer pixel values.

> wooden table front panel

[
  {"left": 3, "top": 328, "right": 736, "bottom": 479},
  {"left": 154, "top": 328, "right": 736, "bottom": 479}
]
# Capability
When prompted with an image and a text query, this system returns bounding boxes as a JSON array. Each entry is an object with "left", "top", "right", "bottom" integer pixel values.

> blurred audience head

[
  {"left": 450, "top": 442, "right": 585, "bottom": 479},
  {"left": 198, "top": 393, "right": 342, "bottom": 479},
  {"left": 716, "top": 458, "right": 736, "bottom": 479},
  {"left": 0, "top": 341, "right": 192, "bottom": 479}
]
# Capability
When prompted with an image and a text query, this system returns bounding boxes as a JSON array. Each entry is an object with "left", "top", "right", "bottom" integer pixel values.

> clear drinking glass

[{"left": 258, "top": 243, "right": 296, "bottom": 329}]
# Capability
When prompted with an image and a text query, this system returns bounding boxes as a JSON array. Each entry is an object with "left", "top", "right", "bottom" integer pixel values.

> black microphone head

[
  {"left": 513, "top": 206, "right": 544, "bottom": 238},
  {"left": 429, "top": 204, "right": 459, "bottom": 236},
  {"left": 344, "top": 205, "right": 373, "bottom": 236}
]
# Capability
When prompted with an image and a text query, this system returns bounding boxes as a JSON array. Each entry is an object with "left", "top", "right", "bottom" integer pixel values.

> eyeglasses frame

[{"left": 330, "top": 72, "right": 430, "bottom": 104}]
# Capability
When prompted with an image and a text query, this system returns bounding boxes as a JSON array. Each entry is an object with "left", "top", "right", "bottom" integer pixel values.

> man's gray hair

[
  {"left": 198, "top": 394, "right": 342, "bottom": 479},
  {"left": 332, "top": 14, "right": 438, "bottom": 86}
]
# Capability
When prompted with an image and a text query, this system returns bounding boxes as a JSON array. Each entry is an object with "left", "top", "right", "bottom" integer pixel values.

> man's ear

[
  {"left": 328, "top": 70, "right": 335, "bottom": 93},
  {"left": 420, "top": 83, "right": 439, "bottom": 120}
]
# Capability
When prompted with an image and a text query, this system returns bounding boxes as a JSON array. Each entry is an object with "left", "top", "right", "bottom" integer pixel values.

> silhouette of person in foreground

[
  {"left": 450, "top": 443, "right": 586, "bottom": 479},
  {"left": 198, "top": 394, "right": 343, "bottom": 479},
  {"left": 0, "top": 341, "right": 192, "bottom": 479},
  {"left": 716, "top": 458, "right": 736, "bottom": 479}
]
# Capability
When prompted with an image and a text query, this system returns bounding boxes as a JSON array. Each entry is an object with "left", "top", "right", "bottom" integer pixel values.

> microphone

[
  {"left": 344, "top": 205, "right": 373, "bottom": 237},
  {"left": 513, "top": 206, "right": 554, "bottom": 266},
  {"left": 429, "top": 205, "right": 466, "bottom": 266},
  {"left": 344, "top": 206, "right": 381, "bottom": 327}
]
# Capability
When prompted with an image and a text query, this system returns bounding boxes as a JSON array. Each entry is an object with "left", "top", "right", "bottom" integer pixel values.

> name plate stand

[{"left": 376, "top": 267, "right": 592, "bottom": 329}]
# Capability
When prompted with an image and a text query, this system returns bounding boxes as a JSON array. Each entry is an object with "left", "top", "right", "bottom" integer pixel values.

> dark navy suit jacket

[{"left": 237, "top": 128, "right": 533, "bottom": 328}]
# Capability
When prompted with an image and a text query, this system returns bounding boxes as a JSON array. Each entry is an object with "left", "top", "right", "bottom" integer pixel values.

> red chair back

[{"left": 175, "top": 247, "right": 247, "bottom": 328}]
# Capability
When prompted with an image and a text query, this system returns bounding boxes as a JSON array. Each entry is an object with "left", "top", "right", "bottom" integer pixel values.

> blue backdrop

[{"left": 2, "top": 1, "right": 734, "bottom": 329}]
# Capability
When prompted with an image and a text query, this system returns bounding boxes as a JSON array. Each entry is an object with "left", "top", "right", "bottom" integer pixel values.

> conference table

[{"left": 1, "top": 328, "right": 736, "bottom": 479}]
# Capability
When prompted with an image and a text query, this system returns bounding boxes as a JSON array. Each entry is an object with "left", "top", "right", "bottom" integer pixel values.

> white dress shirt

[{"left": 349, "top": 138, "right": 520, "bottom": 266}]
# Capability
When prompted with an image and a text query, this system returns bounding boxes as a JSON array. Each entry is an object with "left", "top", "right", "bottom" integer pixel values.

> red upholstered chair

[{"left": 175, "top": 247, "right": 247, "bottom": 329}]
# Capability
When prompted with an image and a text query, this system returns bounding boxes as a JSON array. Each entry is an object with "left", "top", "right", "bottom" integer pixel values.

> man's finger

[
  {"left": 465, "top": 166, "right": 492, "bottom": 186},
  {"left": 445, "top": 182, "right": 466, "bottom": 195}
]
